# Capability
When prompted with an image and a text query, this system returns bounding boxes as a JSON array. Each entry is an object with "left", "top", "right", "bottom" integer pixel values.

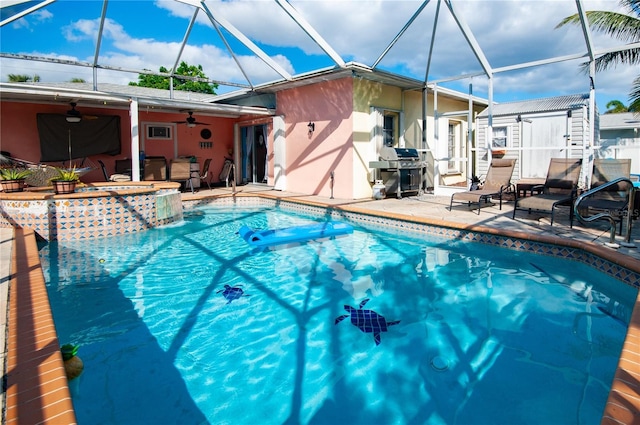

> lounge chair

[
  {"left": 512, "top": 158, "right": 583, "bottom": 226},
  {"left": 449, "top": 158, "right": 516, "bottom": 214},
  {"left": 577, "top": 158, "right": 632, "bottom": 234},
  {"left": 199, "top": 158, "right": 212, "bottom": 190}
]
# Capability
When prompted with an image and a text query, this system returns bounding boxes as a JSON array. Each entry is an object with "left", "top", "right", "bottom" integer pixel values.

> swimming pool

[{"left": 40, "top": 205, "right": 636, "bottom": 424}]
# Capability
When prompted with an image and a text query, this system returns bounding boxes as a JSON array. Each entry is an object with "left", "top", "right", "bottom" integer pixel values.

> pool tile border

[
  {"left": 185, "top": 194, "right": 640, "bottom": 288},
  {"left": 5, "top": 192, "right": 639, "bottom": 424},
  {"left": 5, "top": 228, "right": 76, "bottom": 425}
]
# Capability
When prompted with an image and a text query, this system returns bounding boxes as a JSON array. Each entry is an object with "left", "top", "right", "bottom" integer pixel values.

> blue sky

[{"left": 1, "top": 0, "right": 637, "bottom": 112}]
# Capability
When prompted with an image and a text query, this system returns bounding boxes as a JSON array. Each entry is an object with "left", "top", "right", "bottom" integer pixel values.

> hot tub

[{"left": 0, "top": 182, "right": 183, "bottom": 241}]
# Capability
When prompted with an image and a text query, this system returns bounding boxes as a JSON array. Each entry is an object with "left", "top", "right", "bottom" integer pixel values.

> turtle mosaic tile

[{"left": 4, "top": 191, "right": 640, "bottom": 425}]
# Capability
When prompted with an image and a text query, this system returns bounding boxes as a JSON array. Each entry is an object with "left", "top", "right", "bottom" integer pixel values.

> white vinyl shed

[{"left": 475, "top": 94, "right": 597, "bottom": 189}]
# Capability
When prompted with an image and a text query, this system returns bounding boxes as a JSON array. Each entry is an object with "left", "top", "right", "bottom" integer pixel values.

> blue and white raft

[{"left": 238, "top": 221, "right": 353, "bottom": 248}]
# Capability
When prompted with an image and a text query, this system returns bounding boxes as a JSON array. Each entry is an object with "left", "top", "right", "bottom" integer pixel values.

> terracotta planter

[
  {"left": 491, "top": 149, "right": 507, "bottom": 156},
  {"left": 52, "top": 180, "right": 77, "bottom": 194},
  {"left": 0, "top": 179, "right": 25, "bottom": 193},
  {"left": 63, "top": 355, "right": 84, "bottom": 380}
]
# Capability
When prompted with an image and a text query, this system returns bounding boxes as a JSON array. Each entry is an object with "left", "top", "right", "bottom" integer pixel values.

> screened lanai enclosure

[{"left": 1, "top": 0, "right": 638, "bottom": 195}]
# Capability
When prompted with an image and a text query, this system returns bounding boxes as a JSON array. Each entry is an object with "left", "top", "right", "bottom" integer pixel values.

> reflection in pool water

[{"left": 40, "top": 206, "right": 636, "bottom": 424}]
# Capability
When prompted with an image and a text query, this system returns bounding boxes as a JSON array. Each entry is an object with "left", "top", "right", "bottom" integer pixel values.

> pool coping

[{"left": 3, "top": 192, "right": 640, "bottom": 424}]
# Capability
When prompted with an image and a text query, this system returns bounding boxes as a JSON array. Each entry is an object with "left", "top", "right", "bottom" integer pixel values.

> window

[
  {"left": 383, "top": 112, "right": 398, "bottom": 146},
  {"left": 448, "top": 123, "right": 456, "bottom": 169},
  {"left": 492, "top": 126, "right": 508, "bottom": 148}
]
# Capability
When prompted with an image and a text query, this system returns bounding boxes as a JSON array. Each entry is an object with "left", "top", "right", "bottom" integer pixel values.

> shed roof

[
  {"left": 599, "top": 112, "right": 640, "bottom": 130},
  {"left": 477, "top": 94, "right": 590, "bottom": 118}
]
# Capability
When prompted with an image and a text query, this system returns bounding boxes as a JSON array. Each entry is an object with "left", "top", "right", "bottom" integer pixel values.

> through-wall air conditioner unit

[{"left": 147, "top": 125, "right": 172, "bottom": 139}]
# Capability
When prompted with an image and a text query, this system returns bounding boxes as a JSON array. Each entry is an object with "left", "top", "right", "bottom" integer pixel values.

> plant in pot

[
  {"left": 0, "top": 167, "right": 32, "bottom": 193},
  {"left": 469, "top": 175, "right": 482, "bottom": 191},
  {"left": 50, "top": 167, "right": 80, "bottom": 194}
]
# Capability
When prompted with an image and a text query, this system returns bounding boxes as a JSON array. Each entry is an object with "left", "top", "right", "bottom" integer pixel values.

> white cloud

[
  {"left": 10, "top": 7, "right": 53, "bottom": 30},
  {"left": 1, "top": 0, "right": 636, "bottom": 110}
]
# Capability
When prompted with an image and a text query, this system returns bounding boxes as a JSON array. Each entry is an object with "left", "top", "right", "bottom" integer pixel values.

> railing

[{"left": 573, "top": 177, "right": 635, "bottom": 248}]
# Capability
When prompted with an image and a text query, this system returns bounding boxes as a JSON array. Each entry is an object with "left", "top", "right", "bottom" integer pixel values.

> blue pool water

[{"left": 40, "top": 205, "right": 636, "bottom": 424}]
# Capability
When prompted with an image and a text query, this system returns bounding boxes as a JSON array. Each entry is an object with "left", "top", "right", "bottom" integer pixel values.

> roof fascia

[
  {"left": 215, "top": 64, "right": 489, "bottom": 106},
  {"left": 0, "top": 83, "right": 274, "bottom": 117}
]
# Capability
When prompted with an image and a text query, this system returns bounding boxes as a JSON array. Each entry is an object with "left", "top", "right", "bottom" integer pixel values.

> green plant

[
  {"left": 0, "top": 167, "right": 32, "bottom": 181},
  {"left": 60, "top": 343, "right": 79, "bottom": 361},
  {"left": 51, "top": 167, "right": 80, "bottom": 182}
]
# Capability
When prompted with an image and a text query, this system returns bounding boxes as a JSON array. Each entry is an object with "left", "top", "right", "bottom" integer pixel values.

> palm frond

[
  {"left": 556, "top": 10, "right": 639, "bottom": 42},
  {"left": 628, "top": 75, "right": 640, "bottom": 112},
  {"left": 593, "top": 46, "right": 640, "bottom": 70},
  {"left": 624, "top": 0, "right": 640, "bottom": 17}
]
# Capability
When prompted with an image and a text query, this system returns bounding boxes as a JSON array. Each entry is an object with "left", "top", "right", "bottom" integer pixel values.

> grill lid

[{"left": 379, "top": 146, "right": 420, "bottom": 161}]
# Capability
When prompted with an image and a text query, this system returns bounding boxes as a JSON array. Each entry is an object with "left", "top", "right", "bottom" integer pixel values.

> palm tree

[
  {"left": 557, "top": 0, "right": 640, "bottom": 112},
  {"left": 605, "top": 99, "right": 630, "bottom": 113},
  {"left": 8, "top": 74, "right": 32, "bottom": 82},
  {"left": 7, "top": 74, "right": 40, "bottom": 82}
]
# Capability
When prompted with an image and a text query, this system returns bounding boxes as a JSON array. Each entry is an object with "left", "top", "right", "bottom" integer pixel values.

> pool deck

[{"left": 1, "top": 184, "right": 639, "bottom": 424}]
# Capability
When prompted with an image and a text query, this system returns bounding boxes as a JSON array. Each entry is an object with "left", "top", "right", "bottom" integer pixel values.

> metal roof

[
  {"left": 0, "top": 81, "right": 274, "bottom": 117},
  {"left": 599, "top": 112, "right": 640, "bottom": 129},
  {"left": 477, "top": 94, "right": 590, "bottom": 117}
]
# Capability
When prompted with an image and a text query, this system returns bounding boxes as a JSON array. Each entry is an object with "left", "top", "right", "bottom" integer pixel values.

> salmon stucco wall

[
  {"left": 0, "top": 101, "right": 132, "bottom": 183},
  {"left": 276, "top": 78, "right": 355, "bottom": 199},
  {"left": 0, "top": 101, "right": 237, "bottom": 184}
]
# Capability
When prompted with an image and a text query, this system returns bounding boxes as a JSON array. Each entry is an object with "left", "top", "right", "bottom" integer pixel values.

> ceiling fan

[
  {"left": 66, "top": 102, "right": 98, "bottom": 123},
  {"left": 173, "top": 111, "right": 210, "bottom": 128}
]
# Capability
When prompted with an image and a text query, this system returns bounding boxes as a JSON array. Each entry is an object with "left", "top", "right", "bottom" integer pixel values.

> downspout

[{"left": 400, "top": 90, "right": 406, "bottom": 148}]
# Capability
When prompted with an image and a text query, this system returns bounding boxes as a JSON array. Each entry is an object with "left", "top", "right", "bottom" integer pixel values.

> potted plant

[
  {"left": 469, "top": 175, "right": 482, "bottom": 191},
  {"left": 51, "top": 167, "right": 80, "bottom": 194},
  {"left": 61, "top": 343, "right": 83, "bottom": 380},
  {"left": 0, "top": 167, "right": 32, "bottom": 193}
]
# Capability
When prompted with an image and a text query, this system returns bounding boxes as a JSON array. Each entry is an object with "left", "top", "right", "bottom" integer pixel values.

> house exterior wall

[
  {"left": 278, "top": 77, "right": 480, "bottom": 200},
  {"left": 275, "top": 78, "right": 355, "bottom": 199},
  {"left": 352, "top": 79, "right": 407, "bottom": 198},
  {"left": 0, "top": 101, "right": 237, "bottom": 184},
  {"left": 598, "top": 115, "right": 640, "bottom": 174}
]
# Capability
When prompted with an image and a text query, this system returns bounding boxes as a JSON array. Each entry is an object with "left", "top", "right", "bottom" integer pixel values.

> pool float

[
  {"left": 238, "top": 221, "right": 353, "bottom": 248},
  {"left": 334, "top": 298, "right": 400, "bottom": 346},
  {"left": 217, "top": 284, "right": 249, "bottom": 304}
]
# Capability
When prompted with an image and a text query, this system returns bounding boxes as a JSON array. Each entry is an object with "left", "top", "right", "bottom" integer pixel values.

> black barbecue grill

[{"left": 369, "top": 146, "right": 425, "bottom": 198}]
